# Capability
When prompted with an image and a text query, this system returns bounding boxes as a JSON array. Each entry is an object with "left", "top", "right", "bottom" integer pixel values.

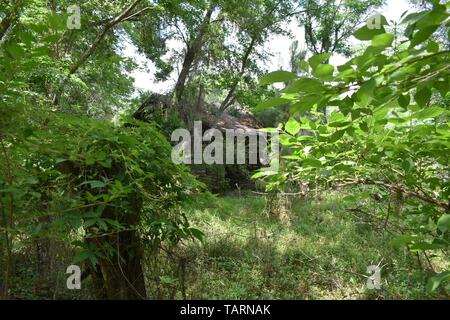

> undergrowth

[{"left": 145, "top": 192, "right": 448, "bottom": 300}]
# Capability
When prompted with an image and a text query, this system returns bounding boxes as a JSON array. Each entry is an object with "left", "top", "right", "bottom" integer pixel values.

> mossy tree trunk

[{"left": 87, "top": 205, "right": 147, "bottom": 300}]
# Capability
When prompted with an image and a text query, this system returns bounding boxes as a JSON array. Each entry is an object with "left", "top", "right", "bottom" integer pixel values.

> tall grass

[{"left": 144, "top": 192, "right": 447, "bottom": 299}]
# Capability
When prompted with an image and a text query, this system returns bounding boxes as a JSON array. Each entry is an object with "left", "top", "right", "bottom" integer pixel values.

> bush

[{"left": 0, "top": 112, "right": 204, "bottom": 299}]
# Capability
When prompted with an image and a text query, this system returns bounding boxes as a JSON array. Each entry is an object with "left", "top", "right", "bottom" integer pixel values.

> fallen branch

[
  {"left": 252, "top": 191, "right": 306, "bottom": 197},
  {"left": 335, "top": 179, "right": 448, "bottom": 211}
]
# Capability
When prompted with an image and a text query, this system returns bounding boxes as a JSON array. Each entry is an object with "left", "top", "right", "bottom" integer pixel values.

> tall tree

[
  {"left": 299, "top": 0, "right": 385, "bottom": 57},
  {"left": 217, "top": 0, "right": 296, "bottom": 112},
  {"left": 129, "top": 0, "right": 300, "bottom": 123}
]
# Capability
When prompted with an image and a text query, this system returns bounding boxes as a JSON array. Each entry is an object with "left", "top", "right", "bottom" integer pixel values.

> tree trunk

[
  {"left": 0, "top": 1, "right": 20, "bottom": 42},
  {"left": 69, "top": 0, "right": 143, "bottom": 75},
  {"left": 57, "top": 159, "right": 148, "bottom": 300},
  {"left": 86, "top": 200, "right": 147, "bottom": 300},
  {"left": 173, "top": 5, "right": 214, "bottom": 115},
  {"left": 88, "top": 229, "right": 146, "bottom": 300},
  {"left": 219, "top": 36, "right": 256, "bottom": 112},
  {"left": 0, "top": 195, "right": 12, "bottom": 298}
]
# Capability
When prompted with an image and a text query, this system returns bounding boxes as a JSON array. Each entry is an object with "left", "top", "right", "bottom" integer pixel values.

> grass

[{"left": 145, "top": 192, "right": 448, "bottom": 300}]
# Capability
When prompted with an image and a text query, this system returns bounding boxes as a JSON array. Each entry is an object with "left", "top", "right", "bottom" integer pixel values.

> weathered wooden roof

[{"left": 134, "top": 93, "right": 264, "bottom": 132}]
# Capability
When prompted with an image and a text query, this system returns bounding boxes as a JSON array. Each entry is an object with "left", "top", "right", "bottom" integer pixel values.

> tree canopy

[{"left": 0, "top": 0, "right": 448, "bottom": 301}]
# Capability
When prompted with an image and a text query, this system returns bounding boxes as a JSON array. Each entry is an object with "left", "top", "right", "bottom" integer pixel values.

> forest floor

[
  {"left": 10, "top": 192, "right": 447, "bottom": 300},
  {"left": 146, "top": 192, "right": 448, "bottom": 300}
]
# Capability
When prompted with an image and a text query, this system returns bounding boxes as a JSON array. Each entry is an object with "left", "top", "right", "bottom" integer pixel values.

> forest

[{"left": 0, "top": 0, "right": 449, "bottom": 301}]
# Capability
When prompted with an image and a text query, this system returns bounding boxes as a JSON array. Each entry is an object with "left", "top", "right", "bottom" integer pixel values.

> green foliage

[
  {"left": 1, "top": 0, "right": 449, "bottom": 300},
  {"left": 255, "top": 0, "right": 450, "bottom": 291},
  {"left": 148, "top": 194, "right": 447, "bottom": 299},
  {"left": 300, "top": 0, "right": 385, "bottom": 56},
  {"left": 260, "top": 71, "right": 298, "bottom": 85},
  {"left": 1, "top": 111, "right": 203, "bottom": 269}
]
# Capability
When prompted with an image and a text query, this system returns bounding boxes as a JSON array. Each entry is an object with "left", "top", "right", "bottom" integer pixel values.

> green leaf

[
  {"left": 189, "top": 228, "right": 205, "bottom": 242},
  {"left": 299, "top": 60, "right": 309, "bottom": 72},
  {"left": 7, "top": 43, "right": 25, "bottom": 59},
  {"left": 308, "top": 53, "right": 332, "bottom": 69},
  {"left": 427, "top": 40, "right": 439, "bottom": 53},
  {"left": 437, "top": 214, "right": 450, "bottom": 233},
  {"left": 282, "top": 155, "right": 301, "bottom": 160},
  {"left": 260, "top": 71, "right": 297, "bottom": 85},
  {"left": 159, "top": 275, "right": 178, "bottom": 285},
  {"left": 391, "top": 234, "right": 419, "bottom": 247},
  {"left": 252, "top": 170, "right": 278, "bottom": 179},
  {"left": 371, "top": 33, "right": 394, "bottom": 48},
  {"left": 410, "top": 242, "right": 445, "bottom": 252},
  {"left": 402, "top": 158, "right": 414, "bottom": 172},
  {"left": 84, "top": 219, "right": 97, "bottom": 228},
  {"left": 353, "top": 25, "right": 385, "bottom": 41},
  {"left": 47, "top": 13, "right": 66, "bottom": 31},
  {"left": 414, "top": 107, "right": 444, "bottom": 120},
  {"left": 398, "top": 94, "right": 411, "bottom": 108},
  {"left": 89, "top": 255, "right": 98, "bottom": 267},
  {"left": 282, "top": 78, "right": 324, "bottom": 94},
  {"left": 290, "top": 95, "right": 319, "bottom": 113},
  {"left": 359, "top": 122, "right": 369, "bottom": 132},
  {"left": 343, "top": 195, "right": 357, "bottom": 202},
  {"left": 328, "top": 121, "right": 350, "bottom": 128},
  {"left": 44, "top": 34, "right": 62, "bottom": 43},
  {"left": 97, "top": 219, "right": 108, "bottom": 231},
  {"left": 255, "top": 97, "right": 290, "bottom": 111},
  {"left": 302, "top": 159, "right": 322, "bottom": 168},
  {"left": 285, "top": 117, "right": 300, "bottom": 135},
  {"left": 414, "top": 87, "right": 432, "bottom": 107},
  {"left": 80, "top": 180, "right": 107, "bottom": 189},
  {"left": 73, "top": 251, "right": 90, "bottom": 264},
  {"left": 357, "top": 78, "right": 377, "bottom": 99},
  {"left": 410, "top": 25, "right": 439, "bottom": 47},
  {"left": 313, "top": 64, "right": 334, "bottom": 79},
  {"left": 434, "top": 80, "right": 449, "bottom": 98},
  {"left": 329, "top": 129, "right": 346, "bottom": 143},
  {"left": 280, "top": 133, "right": 296, "bottom": 146},
  {"left": 427, "top": 271, "right": 450, "bottom": 292}
]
